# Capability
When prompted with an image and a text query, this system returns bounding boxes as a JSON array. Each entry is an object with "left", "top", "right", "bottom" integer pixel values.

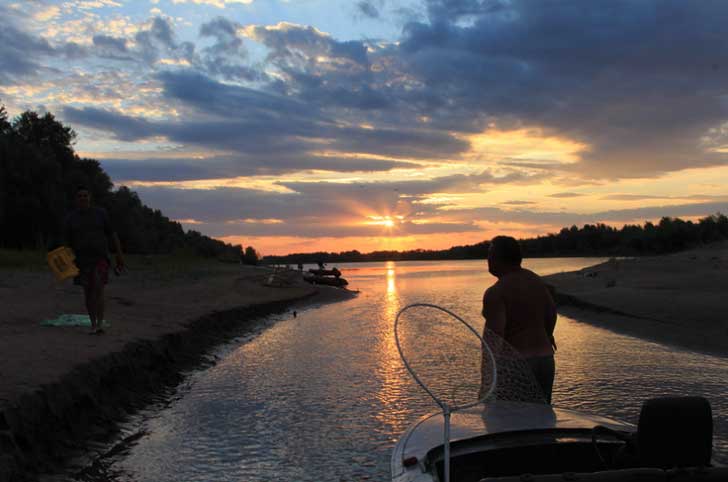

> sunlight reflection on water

[{"left": 98, "top": 259, "right": 727, "bottom": 482}]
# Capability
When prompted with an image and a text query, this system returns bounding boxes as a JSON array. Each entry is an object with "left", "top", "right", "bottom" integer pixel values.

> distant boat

[
  {"left": 308, "top": 267, "right": 341, "bottom": 277},
  {"left": 303, "top": 272, "right": 348, "bottom": 287}
]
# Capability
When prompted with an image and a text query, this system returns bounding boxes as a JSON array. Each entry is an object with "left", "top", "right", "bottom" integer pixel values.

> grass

[
  {"left": 0, "top": 248, "right": 243, "bottom": 280},
  {"left": 0, "top": 249, "right": 48, "bottom": 270}
]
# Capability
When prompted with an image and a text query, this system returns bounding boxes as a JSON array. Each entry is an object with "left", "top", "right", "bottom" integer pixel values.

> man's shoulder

[
  {"left": 484, "top": 282, "right": 503, "bottom": 300},
  {"left": 518, "top": 268, "right": 546, "bottom": 283}
]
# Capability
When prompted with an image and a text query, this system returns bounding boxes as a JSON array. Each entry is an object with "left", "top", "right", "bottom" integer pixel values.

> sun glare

[{"left": 366, "top": 215, "right": 397, "bottom": 228}]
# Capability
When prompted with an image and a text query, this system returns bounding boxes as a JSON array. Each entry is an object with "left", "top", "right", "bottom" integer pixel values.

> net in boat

[{"left": 395, "top": 303, "right": 546, "bottom": 410}]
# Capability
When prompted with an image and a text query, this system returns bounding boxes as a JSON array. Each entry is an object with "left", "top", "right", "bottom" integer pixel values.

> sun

[{"left": 365, "top": 215, "right": 398, "bottom": 229}]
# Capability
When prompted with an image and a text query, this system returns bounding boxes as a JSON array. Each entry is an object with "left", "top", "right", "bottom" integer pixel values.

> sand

[
  {"left": 0, "top": 261, "right": 356, "bottom": 480},
  {"left": 544, "top": 242, "right": 728, "bottom": 357}
]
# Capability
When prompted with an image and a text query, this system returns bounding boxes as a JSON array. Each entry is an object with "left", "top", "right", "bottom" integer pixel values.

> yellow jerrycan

[{"left": 47, "top": 246, "right": 80, "bottom": 281}]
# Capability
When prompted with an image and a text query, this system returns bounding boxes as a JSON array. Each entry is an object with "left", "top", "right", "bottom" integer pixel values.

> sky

[{"left": 2, "top": 0, "right": 728, "bottom": 255}]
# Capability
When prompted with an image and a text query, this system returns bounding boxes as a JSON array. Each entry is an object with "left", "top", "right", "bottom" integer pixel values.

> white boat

[
  {"left": 393, "top": 398, "right": 725, "bottom": 481},
  {"left": 392, "top": 304, "right": 723, "bottom": 482}
]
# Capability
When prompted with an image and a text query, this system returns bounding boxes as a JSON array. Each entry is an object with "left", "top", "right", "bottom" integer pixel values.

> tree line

[
  {"left": 263, "top": 214, "right": 728, "bottom": 265},
  {"left": 0, "top": 104, "right": 258, "bottom": 263}
]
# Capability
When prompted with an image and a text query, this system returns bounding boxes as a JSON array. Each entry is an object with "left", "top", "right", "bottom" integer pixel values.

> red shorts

[{"left": 75, "top": 259, "right": 110, "bottom": 288}]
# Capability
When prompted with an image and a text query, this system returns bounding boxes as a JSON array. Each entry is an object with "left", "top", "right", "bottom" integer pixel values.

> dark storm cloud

[{"left": 397, "top": 0, "right": 728, "bottom": 177}]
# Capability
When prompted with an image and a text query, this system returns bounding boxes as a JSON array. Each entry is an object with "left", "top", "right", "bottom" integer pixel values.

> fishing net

[
  {"left": 395, "top": 303, "right": 545, "bottom": 410},
  {"left": 480, "top": 329, "right": 546, "bottom": 404}
]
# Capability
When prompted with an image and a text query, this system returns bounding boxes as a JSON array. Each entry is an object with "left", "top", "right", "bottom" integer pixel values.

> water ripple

[{"left": 91, "top": 259, "right": 728, "bottom": 481}]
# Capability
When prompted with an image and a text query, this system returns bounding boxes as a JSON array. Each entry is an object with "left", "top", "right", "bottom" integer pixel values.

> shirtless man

[{"left": 482, "top": 236, "right": 558, "bottom": 403}]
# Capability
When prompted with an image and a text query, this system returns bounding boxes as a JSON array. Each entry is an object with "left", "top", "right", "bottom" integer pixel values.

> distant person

[
  {"left": 482, "top": 235, "right": 557, "bottom": 403},
  {"left": 65, "top": 186, "right": 125, "bottom": 334}
]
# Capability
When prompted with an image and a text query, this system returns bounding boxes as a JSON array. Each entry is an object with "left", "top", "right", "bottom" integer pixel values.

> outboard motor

[{"left": 637, "top": 396, "right": 713, "bottom": 468}]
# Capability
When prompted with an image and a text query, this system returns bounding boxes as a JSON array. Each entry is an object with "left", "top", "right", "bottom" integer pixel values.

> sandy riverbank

[
  {"left": 544, "top": 242, "right": 728, "bottom": 357},
  {"left": 0, "top": 260, "right": 357, "bottom": 481}
]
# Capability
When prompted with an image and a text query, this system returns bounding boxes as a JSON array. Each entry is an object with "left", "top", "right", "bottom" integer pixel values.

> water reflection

[
  {"left": 386, "top": 260, "right": 396, "bottom": 295},
  {"left": 93, "top": 259, "right": 728, "bottom": 482}
]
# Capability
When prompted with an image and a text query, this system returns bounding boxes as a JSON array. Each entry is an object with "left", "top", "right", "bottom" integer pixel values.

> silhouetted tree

[
  {"left": 0, "top": 105, "right": 255, "bottom": 259},
  {"left": 243, "top": 246, "right": 259, "bottom": 265}
]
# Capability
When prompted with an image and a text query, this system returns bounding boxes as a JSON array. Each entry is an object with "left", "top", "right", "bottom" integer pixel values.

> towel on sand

[{"left": 41, "top": 314, "right": 110, "bottom": 327}]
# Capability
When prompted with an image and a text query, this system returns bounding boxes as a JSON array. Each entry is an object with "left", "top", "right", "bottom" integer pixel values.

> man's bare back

[{"left": 482, "top": 268, "right": 556, "bottom": 358}]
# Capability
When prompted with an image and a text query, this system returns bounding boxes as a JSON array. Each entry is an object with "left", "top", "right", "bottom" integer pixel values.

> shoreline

[
  {"left": 0, "top": 263, "right": 357, "bottom": 481},
  {"left": 544, "top": 242, "right": 728, "bottom": 358}
]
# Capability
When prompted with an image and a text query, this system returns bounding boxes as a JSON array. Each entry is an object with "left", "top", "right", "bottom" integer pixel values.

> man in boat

[
  {"left": 65, "top": 185, "right": 125, "bottom": 334},
  {"left": 482, "top": 235, "right": 557, "bottom": 403}
]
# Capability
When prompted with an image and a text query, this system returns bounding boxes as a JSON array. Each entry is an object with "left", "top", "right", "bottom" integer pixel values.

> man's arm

[
  {"left": 101, "top": 208, "right": 125, "bottom": 270},
  {"left": 111, "top": 232, "right": 125, "bottom": 270},
  {"left": 482, "top": 286, "right": 506, "bottom": 338},
  {"left": 544, "top": 287, "right": 557, "bottom": 351}
]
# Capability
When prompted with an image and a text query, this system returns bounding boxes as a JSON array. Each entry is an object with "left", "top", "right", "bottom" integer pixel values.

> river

[{"left": 81, "top": 258, "right": 728, "bottom": 481}]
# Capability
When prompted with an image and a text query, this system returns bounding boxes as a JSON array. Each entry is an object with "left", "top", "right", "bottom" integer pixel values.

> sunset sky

[{"left": 2, "top": 0, "right": 728, "bottom": 255}]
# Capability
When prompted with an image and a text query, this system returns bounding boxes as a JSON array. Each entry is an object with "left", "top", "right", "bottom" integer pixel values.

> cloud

[
  {"left": 63, "top": 70, "right": 471, "bottom": 162},
  {"left": 548, "top": 192, "right": 584, "bottom": 198},
  {"left": 101, "top": 155, "right": 420, "bottom": 180},
  {"left": 197, "top": 17, "right": 262, "bottom": 81},
  {"left": 447, "top": 202, "right": 728, "bottom": 229},
  {"left": 0, "top": 18, "right": 55, "bottom": 84},
  {"left": 132, "top": 184, "right": 479, "bottom": 238},
  {"left": 247, "top": 22, "right": 368, "bottom": 66},
  {"left": 92, "top": 34, "right": 131, "bottom": 60},
  {"left": 356, "top": 0, "right": 381, "bottom": 19},
  {"left": 171, "top": 0, "right": 253, "bottom": 8},
  {"left": 129, "top": 183, "right": 728, "bottom": 240},
  {"left": 396, "top": 0, "right": 728, "bottom": 177}
]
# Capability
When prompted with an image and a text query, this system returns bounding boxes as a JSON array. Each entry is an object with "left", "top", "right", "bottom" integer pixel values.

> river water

[{"left": 86, "top": 259, "right": 728, "bottom": 481}]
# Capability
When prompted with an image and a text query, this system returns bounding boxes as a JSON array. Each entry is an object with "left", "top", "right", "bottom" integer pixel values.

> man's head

[
  {"left": 487, "top": 235, "right": 522, "bottom": 277},
  {"left": 75, "top": 185, "right": 91, "bottom": 210}
]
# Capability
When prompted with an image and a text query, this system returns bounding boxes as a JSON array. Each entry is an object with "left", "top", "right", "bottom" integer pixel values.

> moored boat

[
  {"left": 308, "top": 267, "right": 342, "bottom": 277},
  {"left": 303, "top": 272, "right": 348, "bottom": 286}
]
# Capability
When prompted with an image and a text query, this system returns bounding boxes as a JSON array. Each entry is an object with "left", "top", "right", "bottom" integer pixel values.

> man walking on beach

[
  {"left": 482, "top": 235, "right": 558, "bottom": 403},
  {"left": 65, "top": 186, "right": 125, "bottom": 334}
]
